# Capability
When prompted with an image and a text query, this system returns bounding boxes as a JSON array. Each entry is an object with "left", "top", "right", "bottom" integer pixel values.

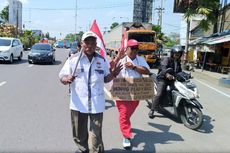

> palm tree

[
  {"left": 184, "top": 0, "right": 220, "bottom": 52},
  {"left": 184, "top": 0, "right": 220, "bottom": 32}
]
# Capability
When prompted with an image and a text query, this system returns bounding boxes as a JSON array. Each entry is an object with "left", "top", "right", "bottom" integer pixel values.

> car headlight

[
  {"left": 2, "top": 50, "right": 10, "bottom": 53},
  {"left": 48, "top": 52, "right": 53, "bottom": 56}
]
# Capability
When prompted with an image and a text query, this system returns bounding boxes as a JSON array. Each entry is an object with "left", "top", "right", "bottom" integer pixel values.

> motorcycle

[{"left": 147, "top": 69, "right": 203, "bottom": 130}]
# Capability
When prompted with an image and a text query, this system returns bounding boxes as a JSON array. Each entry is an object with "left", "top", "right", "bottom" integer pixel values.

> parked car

[
  {"left": 69, "top": 41, "right": 79, "bottom": 57},
  {"left": 28, "top": 43, "right": 55, "bottom": 64},
  {"left": 0, "top": 37, "right": 23, "bottom": 63}
]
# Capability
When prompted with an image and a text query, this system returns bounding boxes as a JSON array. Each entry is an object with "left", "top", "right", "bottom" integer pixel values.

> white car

[{"left": 0, "top": 37, "right": 23, "bottom": 63}]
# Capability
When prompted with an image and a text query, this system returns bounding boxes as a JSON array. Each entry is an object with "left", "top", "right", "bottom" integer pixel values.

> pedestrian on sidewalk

[
  {"left": 111, "top": 39, "right": 150, "bottom": 149},
  {"left": 59, "top": 31, "right": 122, "bottom": 153}
]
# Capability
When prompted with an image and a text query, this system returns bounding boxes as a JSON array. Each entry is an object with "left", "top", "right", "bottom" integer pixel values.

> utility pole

[
  {"left": 155, "top": 0, "right": 164, "bottom": 33},
  {"left": 74, "top": 0, "right": 77, "bottom": 41},
  {"left": 185, "top": 18, "right": 190, "bottom": 53},
  {"left": 16, "top": 8, "right": 19, "bottom": 38}
]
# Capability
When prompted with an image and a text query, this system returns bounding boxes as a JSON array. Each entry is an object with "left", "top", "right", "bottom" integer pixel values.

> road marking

[
  {"left": 0, "top": 81, "right": 7, "bottom": 87},
  {"left": 104, "top": 87, "right": 112, "bottom": 98},
  {"left": 28, "top": 65, "right": 33, "bottom": 68},
  {"left": 195, "top": 78, "right": 230, "bottom": 98}
]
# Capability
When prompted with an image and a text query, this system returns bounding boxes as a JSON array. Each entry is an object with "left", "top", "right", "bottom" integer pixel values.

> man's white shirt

[{"left": 59, "top": 52, "right": 110, "bottom": 114}]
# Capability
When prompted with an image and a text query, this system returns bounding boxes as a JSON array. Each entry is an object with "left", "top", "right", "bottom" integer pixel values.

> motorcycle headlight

[
  {"left": 180, "top": 88, "right": 196, "bottom": 99},
  {"left": 193, "top": 88, "right": 199, "bottom": 98}
]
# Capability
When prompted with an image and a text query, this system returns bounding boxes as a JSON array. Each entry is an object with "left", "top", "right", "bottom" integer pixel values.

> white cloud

[{"left": 0, "top": 0, "right": 8, "bottom": 10}]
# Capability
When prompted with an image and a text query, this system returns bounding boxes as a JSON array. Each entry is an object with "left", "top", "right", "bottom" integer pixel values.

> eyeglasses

[{"left": 130, "top": 47, "right": 138, "bottom": 50}]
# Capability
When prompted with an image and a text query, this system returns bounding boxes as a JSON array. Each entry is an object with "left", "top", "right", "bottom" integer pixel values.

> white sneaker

[{"left": 123, "top": 138, "right": 131, "bottom": 148}]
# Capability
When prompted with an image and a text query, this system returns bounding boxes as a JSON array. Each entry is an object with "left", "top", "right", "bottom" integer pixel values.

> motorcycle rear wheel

[{"left": 180, "top": 105, "right": 203, "bottom": 130}]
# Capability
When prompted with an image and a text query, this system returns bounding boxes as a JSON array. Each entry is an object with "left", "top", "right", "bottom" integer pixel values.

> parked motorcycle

[{"left": 147, "top": 69, "right": 203, "bottom": 130}]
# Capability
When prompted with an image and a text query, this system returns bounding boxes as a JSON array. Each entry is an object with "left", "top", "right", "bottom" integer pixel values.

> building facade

[
  {"left": 133, "top": 0, "right": 153, "bottom": 23},
  {"left": 8, "top": 0, "right": 22, "bottom": 30}
]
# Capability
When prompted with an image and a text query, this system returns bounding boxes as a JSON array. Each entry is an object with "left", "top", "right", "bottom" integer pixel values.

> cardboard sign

[{"left": 110, "top": 77, "right": 155, "bottom": 100}]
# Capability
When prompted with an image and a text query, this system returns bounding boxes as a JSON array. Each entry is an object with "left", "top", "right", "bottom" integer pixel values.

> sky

[{"left": 0, "top": 0, "right": 185, "bottom": 39}]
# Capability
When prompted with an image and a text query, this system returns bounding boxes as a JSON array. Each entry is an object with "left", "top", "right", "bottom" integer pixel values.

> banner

[{"left": 110, "top": 77, "right": 155, "bottom": 100}]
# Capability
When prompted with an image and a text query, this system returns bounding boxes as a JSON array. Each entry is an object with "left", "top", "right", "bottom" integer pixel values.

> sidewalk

[
  {"left": 189, "top": 68, "right": 230, "bottom": 88},
  {"left": 192, "top": 68, "right": 229, "bottom": 80}
]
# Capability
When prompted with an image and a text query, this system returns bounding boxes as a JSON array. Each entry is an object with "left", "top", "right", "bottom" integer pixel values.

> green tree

[
  {"left": 183, "top": 0, "right": 220, "bottom": 53},
  {"left": 45, "top": 32, "right": 50, "bottom": 39},
  {"left": 19, "top": 30, "right": 35, "bottom": 50},
  {"left": 164, "top": 34, "right": 180, "bottom": 48},
  {"left": 152, "top": 25, "right": 161, "bottom": 33},
  {"left": 65, "top": 31, "right": 84, "bottom": 42},
  {"left": 184, "top": 0, "right": 220, "bottom": 32},
  {"left": 110, "top": 22, "right": 119, "bottom": 30},
  {"left": 0, "top": 5, "right": 9, "bottom": 22}
]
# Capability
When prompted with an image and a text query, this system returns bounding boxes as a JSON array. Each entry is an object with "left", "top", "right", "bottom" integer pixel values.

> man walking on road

[{"left": 59, "top": 31, "right": 122, "bottom": 153}]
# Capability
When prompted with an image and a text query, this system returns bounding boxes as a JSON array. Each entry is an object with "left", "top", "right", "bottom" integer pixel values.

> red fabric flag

[
  {"left": 120, "top": 30, "right": 128, "bottom": 51},
  {"left": 90, "top": 20, "right": 112, "bottom": 87},
  {"left": 90, "top": 20, "right": 107, "bottom": 57}
]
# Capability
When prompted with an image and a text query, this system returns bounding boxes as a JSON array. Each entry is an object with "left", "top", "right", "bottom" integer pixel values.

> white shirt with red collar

[{"left": 59, "top": 52, "right": 110, "bottom": 114}]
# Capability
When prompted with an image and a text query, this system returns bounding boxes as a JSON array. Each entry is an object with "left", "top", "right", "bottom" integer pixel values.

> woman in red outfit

[{"left": 112, "top": 39, "right": 150, "bottom": 149}]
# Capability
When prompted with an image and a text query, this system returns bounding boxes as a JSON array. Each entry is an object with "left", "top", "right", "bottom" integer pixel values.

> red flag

[
  {"left": 90, "top": 20, "right": 112, "bottom": 87},
  {"left": 90, "top": 20, "right": 107, "bottom": 57},
  {"left": 120, "top": 30, "right": 128, "bottom": 51}
]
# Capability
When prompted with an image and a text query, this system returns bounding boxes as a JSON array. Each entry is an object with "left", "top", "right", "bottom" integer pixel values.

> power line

[
  {"left": 22, "top": 4, "right": 132, "bottom": 11},
  {"left": 164, "top": 22, "right": 180, "bottom": 28}
]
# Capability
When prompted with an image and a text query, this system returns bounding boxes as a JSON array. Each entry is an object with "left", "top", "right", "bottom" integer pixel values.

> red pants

[{"left": 116, "top": 100, "right": 139, "bottom": 138}]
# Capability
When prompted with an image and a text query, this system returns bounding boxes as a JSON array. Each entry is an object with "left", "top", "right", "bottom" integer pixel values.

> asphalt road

[{"left": 0, "top": 48, "right": 230, "bottom": 153}]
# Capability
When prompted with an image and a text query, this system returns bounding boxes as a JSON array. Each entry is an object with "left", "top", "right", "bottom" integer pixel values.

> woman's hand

[{"left": 125, "top": 62, "right": 135, "bottom": 69}]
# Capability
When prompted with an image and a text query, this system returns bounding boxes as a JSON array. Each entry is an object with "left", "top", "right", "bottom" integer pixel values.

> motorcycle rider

[{"left": 148, "top": 45, "right": 184, "bottom": 119}]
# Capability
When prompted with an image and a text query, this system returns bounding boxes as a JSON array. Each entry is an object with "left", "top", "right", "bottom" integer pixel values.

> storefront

[{"left": 189, "top": 33, "right": 230, "bottom": 73}]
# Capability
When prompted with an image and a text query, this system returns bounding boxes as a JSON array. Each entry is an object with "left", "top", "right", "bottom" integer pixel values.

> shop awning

[
  {"left": 189, "top": 37, "right": 210, "bottom": 45},
  {"left": 205, "top": 34, "right": 230, "bottom": 45}
]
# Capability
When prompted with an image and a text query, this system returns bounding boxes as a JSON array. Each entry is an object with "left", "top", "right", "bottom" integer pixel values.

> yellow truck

[{"left": 103, "top": 22, "right": 158, "bottom": 67}]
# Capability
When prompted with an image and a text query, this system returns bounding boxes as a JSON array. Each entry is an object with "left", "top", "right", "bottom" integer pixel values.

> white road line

[
  {"left": 28, "top": 65, "right": 33, "bottom": 68},
  {"left": 0, "top": 81, "right": 7, "bottom": 87},
  {"left": 104, "top": 87, "right": 112, "bottom": 99},
  {"left": 195, "top": 78, "right": 230, "bottom": 98}
]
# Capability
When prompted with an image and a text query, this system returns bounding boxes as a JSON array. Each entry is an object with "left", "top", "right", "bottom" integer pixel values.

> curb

[{"left": 219, "top": 77, "right": 230, "bottom": 88}]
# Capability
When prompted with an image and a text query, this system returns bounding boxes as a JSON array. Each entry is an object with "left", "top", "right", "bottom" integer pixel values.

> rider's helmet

[{"left": 171, "top": 45, "right": 184, "bottom": 58}]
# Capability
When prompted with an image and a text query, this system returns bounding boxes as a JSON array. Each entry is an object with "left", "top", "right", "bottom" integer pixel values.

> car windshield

[
  {"left": 0, "top": 39, "right": 11, "bottom": 46},
  {"left": 32, "top": 44, "right": 51, "bottom": 52},
  {"left": 128, "top": 33, "right": 155, "bottom": 42}
]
